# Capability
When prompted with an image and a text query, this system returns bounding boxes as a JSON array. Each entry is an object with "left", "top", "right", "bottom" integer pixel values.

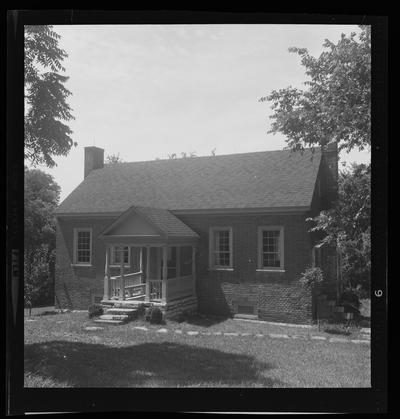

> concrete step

[
  {"left": 93, "top": 319, "right": 125, "bottom": 325},
  {"left": 99, "top": 314, "right": 129, "bottom": 321},
  {"left": 106, "top": 308, "right": 138, "bottom": 315}
]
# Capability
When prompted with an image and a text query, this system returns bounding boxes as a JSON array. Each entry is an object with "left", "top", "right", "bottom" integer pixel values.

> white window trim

[
  {"left": 110, "top": 245, "right": 131, "bottom": 268},
  {"left": 209, "top": 227, "right": 233, "bottom": 270},
  {"left": 73, "top": 228, "right": 93, "bottom": 266},
  {"left": 257, "top": 226, "right": 284, "bottom": 271}
]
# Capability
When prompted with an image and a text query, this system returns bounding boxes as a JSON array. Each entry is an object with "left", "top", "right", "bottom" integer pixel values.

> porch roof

[{"left": 100, "top": 205, "right": 199, "bottom": 243}]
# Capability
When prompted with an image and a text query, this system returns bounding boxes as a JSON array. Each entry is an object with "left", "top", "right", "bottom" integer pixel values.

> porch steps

[
  {"left": 93, "top": 306, "right": 140, "bottom": 325},
  {"left": 93, "top": 318, "right": 127, "bottom": 325}
]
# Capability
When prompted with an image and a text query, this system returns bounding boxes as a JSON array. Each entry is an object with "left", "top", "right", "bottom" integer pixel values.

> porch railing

[
  {"left": 109, "top": 271, "right": 145, "bottom": 300},
  {"left": 148, "top": 279, "right": 162, "bottom": 301}
]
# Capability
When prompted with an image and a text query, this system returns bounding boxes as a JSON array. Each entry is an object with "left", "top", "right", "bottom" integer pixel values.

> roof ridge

[{"left": 104, "top": 147, "right": 322, "bottom": 166}]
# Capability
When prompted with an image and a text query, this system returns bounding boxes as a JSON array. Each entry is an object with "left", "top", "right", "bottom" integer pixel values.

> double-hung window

[
  {"left": 111, "top": 246, "right": 130, "bottom": 267},
  {"left": 209, "top": 227, "right": 233, "bottom": 270},
  {"left": 257, "top": 226, "right": 284, "bottom": 270},
  {"left": 73, "top": 228, "right": 92, "bottom": 265}
]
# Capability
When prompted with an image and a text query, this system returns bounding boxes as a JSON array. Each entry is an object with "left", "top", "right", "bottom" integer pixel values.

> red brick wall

[
  {"left": 55, "top": 216, "right": 116, "bottom": 309},
  {"left": 178, "top": 212, "right": 314, "bottom": 324},
  {"left": 56, "top": 212, "right": 314, "bottom": 322}
]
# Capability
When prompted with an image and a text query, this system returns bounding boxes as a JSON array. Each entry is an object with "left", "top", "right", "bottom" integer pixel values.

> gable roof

[
  {"left": 101, "top": 205, "right": 199, "bottom": 238},
  {"left": 57, "top": 148, "right": 322, "bottom": 215}
]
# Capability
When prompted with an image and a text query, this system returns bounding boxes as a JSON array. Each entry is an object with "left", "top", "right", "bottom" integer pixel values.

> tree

[
  {"left": 24, "top": 167, "right": 60, "bottom": 307},
  {"left": 307, "top": 163, "right": 371, "bottom": 292},
  {"left": 25, "top": 25, "right": 75, "bottom": 168},
  {"left": 106, "top": 153, "right": 124, "bottom": 164},
  {"left": 167, "top": 151, "right": 197, "bottom": 159},
  {"left": 260, "top": 26, "right": 370, "bottom": 153}
]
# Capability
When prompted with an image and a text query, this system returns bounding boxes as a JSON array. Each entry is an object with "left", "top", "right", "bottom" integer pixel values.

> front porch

[
  {"left": 101, "top": 245, "right": 197, "bottom": 306},
  {"left": 100, "top": 205, "right": 200, "bottom": 313}
]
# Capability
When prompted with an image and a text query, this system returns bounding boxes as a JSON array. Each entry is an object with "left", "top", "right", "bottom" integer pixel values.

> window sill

[
  {"left": 71, "top": 264, "right": 93, "bottom": 267},
  {"left": 256, "top": 269, "right": 285, "bottom": 273},
  {"left": 208, "top": 268, "right": 234, "bottom": 272}
]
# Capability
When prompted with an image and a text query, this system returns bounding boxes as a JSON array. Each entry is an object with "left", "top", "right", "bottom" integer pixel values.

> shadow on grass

[{"left": 25, "top": 340, "right": 282, "bottom": 387}]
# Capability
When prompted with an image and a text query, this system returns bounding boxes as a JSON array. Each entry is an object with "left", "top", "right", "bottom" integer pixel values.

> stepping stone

[
  {"left": 240, "top": 333, "right": 251, "bottom": 337},
  {"left": 351, "top": 339, "right": 370, "bottom": 344},
  {"left": 255, "top": 334, "right": 264, "bottom": 338},
  {"left": 174, "top": 330, "right": 183, "bottom": 334},
  {"left": 134, "top": 326, "right": 148, "bottom": 331},
  {"left": 157, "top": 328, "right": 168, "bottom": 333},
  {"left": 84, "top": 326, "right": 103, "bottom": 331},
  {"left": 224, "top": 332, "right": 239, "bottom": 336},
  {"left": 201, "top": 332, "right": 212, "bottom": 335},
  {"left": 187, "top": 331, "right": 199, "bottom": 336},
  {"left": 270, "top": 333, "right": 290, "bottom": 339},
  {"left": 311, "top": 335, "right": 327, "bottom": 340},
  {"left": 329, "top": 337, "right": 349, "bottom": 343},
  {"left": 213, "top": 332, "right": 222, "bottom": 335}
]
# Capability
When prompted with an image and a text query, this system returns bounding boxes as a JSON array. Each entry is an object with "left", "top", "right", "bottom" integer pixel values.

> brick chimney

[
  {"left": 84, "top": 146, "right": 104, "bottom": 178},
  {"left": 321, "top": 141, "right": 339, "bottom": 204}
]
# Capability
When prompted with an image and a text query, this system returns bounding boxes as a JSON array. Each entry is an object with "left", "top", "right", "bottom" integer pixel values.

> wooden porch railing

[
  {"left": 148, "top": 279, "right": 162, "bottom": 301},
  {"left": 109, "top": 271, "right": 145, "bottom": 300}
]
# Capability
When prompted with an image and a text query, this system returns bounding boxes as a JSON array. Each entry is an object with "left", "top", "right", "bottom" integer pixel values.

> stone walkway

[{"left": 84, "top": 324, "right": 371, "bottom": 345}]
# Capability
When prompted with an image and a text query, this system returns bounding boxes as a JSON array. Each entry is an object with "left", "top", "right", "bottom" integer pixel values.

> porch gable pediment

[{"left": 100, "top": 205, "right": 199, "bottom": 244}]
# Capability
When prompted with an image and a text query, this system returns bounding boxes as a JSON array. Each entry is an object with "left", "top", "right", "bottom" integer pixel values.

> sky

[{"left": 31, "top": 24, "right": 370, "bottom": 202}]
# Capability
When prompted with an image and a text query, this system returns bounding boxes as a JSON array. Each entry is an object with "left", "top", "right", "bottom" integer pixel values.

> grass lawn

[{"left": 24, "top": 312, "right": 370, "bottom": 388}]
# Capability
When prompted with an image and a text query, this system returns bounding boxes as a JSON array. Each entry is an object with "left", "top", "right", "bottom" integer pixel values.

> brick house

[{"left": 55, "top": 144, "right": 339, "bottom": 324}]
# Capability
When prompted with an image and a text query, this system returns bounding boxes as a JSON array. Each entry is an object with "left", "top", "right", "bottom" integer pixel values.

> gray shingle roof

[
  {"left": 134, "top": 206, "right": 199, "bottom": 237},
  {"left": 57, "top": 148, "right": 322, "bottom": 215}
]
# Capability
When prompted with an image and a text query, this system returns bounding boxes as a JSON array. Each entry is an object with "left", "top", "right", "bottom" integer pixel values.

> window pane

[
  {"left": 212, "top": 229, "right": 232, "bottom": 267},
  {"left": 261, "top": 230, "right": 281, "bottom": 268},
  {"left": 114, "top": 246, "right": 129, "bottom": 264},
  {"left": 77, "top": 231, "right": 91, "bottom": 263}
]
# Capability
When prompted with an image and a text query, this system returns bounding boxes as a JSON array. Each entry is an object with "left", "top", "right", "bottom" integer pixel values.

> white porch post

[
  {"left": 119, "top": 248, "right": 125, "bottom": 300},
  {"left": 192, "top": 246, "right": 196, "bottom": 295},
  {"left": 139, "top": 246, "right": 143, "bottom": 275},
  {"left": 162, "top": 245, "right": 168, "bottom": 304},
  {"left": 103, "top": 245, "right": 110, "bottom": 301},
  {"left": 145, "top": 246, "right": 150, "bottom": 302}
]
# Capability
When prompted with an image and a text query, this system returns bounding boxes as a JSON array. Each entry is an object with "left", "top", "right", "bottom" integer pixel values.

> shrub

[
  {"left": 338, "top": 289, "right": 361, "bottom": 316},
  {"left": 145, "top": 307, "right": 164, "bottom": 324},
  {"left": 135, "top": 304, "right": 146, "bottom": 319},
  {"left": 299, "top": 267, "right": 324, "bottom": 289},
  {"left": 88, "top": 304, "right": 103, "bottom": 319}
]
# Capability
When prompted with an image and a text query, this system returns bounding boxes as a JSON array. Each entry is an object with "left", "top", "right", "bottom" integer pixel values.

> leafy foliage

[
  {"left": 308, "top": 163, "right": 370, "bottom": 291},
  {"left": 25, "top": 25, "right": 75, "bottom": 167},
  {"left": 261, "top": 26, "right": 370, "bottom": 153},
  {"left": 88, "top": 304, "right": 104, "bottom": 319},
  {"left": 24, "top": 167, "right": 60, "bottom": 306},
  {"left": 105, "top": 153, "right": 124, "bottom": 164},
  {"left": 299, "top": 267, "right": 324, "bottom": 289},
  {"left": 168, "top": 151, "right": 197, "bottom": 159},
  {"left": 338, "top": 289, "right": 361, "bottom": 315}
]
